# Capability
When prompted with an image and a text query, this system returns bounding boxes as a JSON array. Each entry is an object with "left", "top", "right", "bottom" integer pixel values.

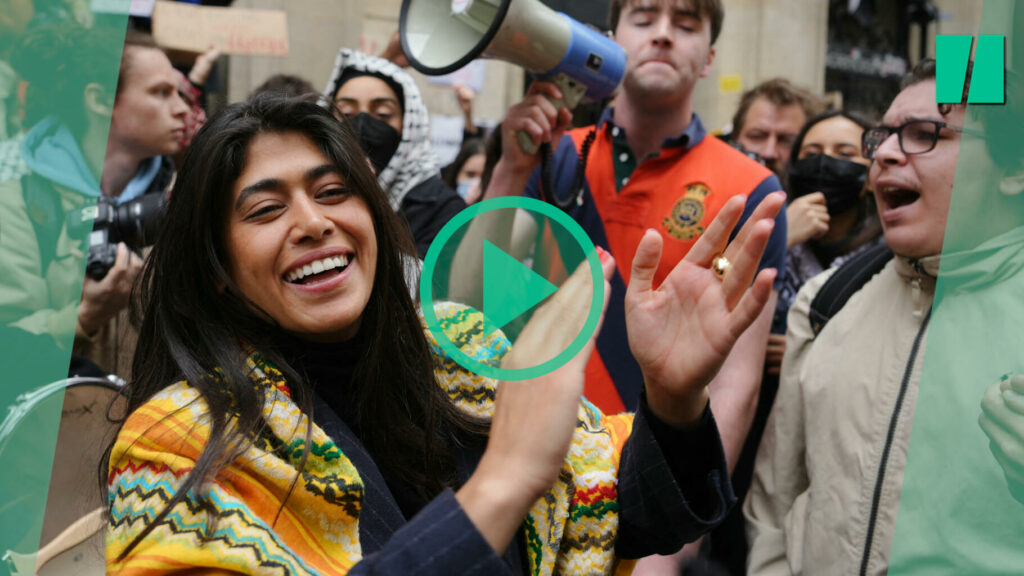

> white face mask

[{"left": 455, "top": 178, "right": 480, "bottom": 200}]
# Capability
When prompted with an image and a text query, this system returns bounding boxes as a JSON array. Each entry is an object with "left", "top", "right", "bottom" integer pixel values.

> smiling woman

[
  {"left": 105, "top": 94, "right": 782, "bottom": 575},
  {"left": 225, "top": 132, "right": 377, "bottom": 343},
  {"left": 105, "top": 95, "right": 495, "bottom": 574}
]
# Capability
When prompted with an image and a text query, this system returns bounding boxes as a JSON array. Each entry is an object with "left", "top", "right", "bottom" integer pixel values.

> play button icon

[
  {"left": 420, "top": 196, "right": 604, "bottom": 381},
  {"left": 482, "top": 239, "right": 558, "bottom": 331}
]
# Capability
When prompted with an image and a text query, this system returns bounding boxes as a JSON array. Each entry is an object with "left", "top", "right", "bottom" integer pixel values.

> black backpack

[{"left": 808, "top": 243, "right": 894, "bottom": 335}]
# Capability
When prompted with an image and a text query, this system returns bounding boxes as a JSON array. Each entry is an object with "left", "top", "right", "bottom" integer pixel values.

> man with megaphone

[{"left": 461, "top": 0, "right": 787, "bottom": 494}]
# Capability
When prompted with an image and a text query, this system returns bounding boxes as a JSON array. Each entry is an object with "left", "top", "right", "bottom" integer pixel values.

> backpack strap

[{"left": 808, "top": 243, "right": 894, "bottom": 335}]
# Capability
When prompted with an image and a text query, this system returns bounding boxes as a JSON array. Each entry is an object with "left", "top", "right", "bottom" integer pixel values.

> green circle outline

[{"left": 420, "top": 196, "right": 604, "bottom": 381}]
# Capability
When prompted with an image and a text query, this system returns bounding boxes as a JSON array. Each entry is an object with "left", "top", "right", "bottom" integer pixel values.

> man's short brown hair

[
  {"left": 731, "top": 78, "right": 823, "bottom": 138},
  {"left": 117, "top": 30, "right": 161, "bottom": 98},
  {"left": 608, "top": 0, "right": 724, "bottom": 45}
]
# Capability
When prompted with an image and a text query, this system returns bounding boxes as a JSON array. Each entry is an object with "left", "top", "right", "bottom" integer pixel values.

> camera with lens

[{"left": 68, "top": 193, "right": 167, "bottom": 280}]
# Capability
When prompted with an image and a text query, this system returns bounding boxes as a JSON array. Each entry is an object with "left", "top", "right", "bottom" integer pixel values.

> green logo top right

[{"left": 936, "top": 34, "right": 1006, "bottom": 104}]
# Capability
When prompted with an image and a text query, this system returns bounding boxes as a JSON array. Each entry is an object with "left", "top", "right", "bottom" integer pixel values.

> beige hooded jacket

[{"left": 744, "top": 254, "right": 936, "bottom": 576}]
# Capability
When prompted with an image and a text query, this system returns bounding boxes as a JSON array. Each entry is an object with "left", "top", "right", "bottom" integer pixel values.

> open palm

[{"left": 625, "top": 193, "right": 784, "bottom": 425}]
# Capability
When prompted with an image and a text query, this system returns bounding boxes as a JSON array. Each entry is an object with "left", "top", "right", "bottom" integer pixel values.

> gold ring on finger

[{"left": 711, "top": 254, "right": 731, "bottom": 280}]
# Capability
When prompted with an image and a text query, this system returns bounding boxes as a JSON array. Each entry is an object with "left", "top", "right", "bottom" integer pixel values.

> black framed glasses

[{"left": 861, "top": 120, "right": 984, "bottom": 160}]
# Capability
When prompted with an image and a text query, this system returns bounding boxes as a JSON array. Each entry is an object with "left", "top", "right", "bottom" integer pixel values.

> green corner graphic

[
  {"left": 0, "top": 3, "right": 130, "bottom": 564},
  {"left": 421, "top": 196, "right": 603, "bottom": 381},
  {"left": 889, "top": 0, "right": 1024, "bottom": 572}
]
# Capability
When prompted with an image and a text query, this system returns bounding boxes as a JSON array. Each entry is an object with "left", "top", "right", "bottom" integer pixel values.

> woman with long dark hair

[{"left": 106, "top": 94, "right": 782, "bottom": 575}]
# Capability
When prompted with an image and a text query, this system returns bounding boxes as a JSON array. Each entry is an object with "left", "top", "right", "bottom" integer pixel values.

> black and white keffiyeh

[{"left": 322, "top": 48, "right": 439, "bottom": 211}]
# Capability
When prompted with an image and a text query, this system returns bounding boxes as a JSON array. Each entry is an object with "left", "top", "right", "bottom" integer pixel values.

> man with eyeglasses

[{"left": 746, "top": 55, "right": 1024, "bottom": 574}]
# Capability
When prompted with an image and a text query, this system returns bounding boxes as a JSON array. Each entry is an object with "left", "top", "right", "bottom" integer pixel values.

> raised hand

[
  {"left": 786, "top": 192, "right": 830, "bottom": 248},
  {"left": 499, "top": 81, "right": 573, "bottom": 173},
  {"left": 454, "top": 85, "right": 475, "bottom": 117},
  {"left": 78, "top": 243, "right": 143, "bottom": 336},
  {"left": 626, "top": 192, "right": 785, "bottom": 427},
  {"left": 458, "top": 250, "right": 615, "bottom": 552},
  {"left": 379, "top": 30, "right": 410, "bottom": 68},
  {"left": 188, "top": 45, "right": 222, "bottom": 87}
]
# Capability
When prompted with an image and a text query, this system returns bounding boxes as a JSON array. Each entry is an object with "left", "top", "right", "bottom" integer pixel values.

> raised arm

[
  {"left": 447, "top": 81, "right": 571, "bottom": 306},
  {"left": 614, "top": 193, "right": 785, "bottom": 564}
]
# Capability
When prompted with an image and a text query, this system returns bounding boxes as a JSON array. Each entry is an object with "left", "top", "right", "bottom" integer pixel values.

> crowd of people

[{"left": 1, "top": 0, "right": 1023, "bottom": 574}]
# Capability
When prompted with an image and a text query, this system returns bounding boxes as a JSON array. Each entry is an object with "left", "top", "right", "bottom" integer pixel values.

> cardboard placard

[{"left": 152, "top": 1, "right": 289, "bottom": 56}]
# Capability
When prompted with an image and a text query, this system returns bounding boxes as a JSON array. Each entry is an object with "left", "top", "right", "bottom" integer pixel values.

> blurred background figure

[
  {"left": 171, "top": 46, "right": 221, "bottom": 168},
  {"left": 97, "top": 30, "right": 184, "bottom": 204},
  {"left": 1, "top": 25, "right": 181, "bottom": 381},
  {"left": 772, "top": 110, "right": 883, "bottom": 357},
  {"left": 248, "top": 72, "right": 318, "bottom": 101},
  {"left": 747, "top": 37, "right": 1024, "bottom": 570},
  {"left": 0, "top": 0, "right": 34, "bottom": 185},
  {"left": 731, "top": 78, "right": 823, "bottom": 176},
  {"left": 0, "top": 0, "right": 32, "bottom": 140},
  {"left": 442, "top": 137, "right": 485, "bottom": 204},
  {"left": 454, "top": 83, "right": 485, "bottom": 142},
  {"left": 72, "top": 30, "right": 186, "bottom": 379}
]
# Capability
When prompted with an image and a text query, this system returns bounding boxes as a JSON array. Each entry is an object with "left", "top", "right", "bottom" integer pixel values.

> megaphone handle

[{"left": 516, "top": 73, "right": 588, "bottom": 155}]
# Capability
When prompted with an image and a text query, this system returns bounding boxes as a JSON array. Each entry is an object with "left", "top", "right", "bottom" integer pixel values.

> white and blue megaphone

[{"left": 399, "top": 0, "right": 625, "bottom": 153}]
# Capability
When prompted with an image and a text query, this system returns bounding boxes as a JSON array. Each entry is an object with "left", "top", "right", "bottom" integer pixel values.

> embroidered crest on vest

[{"left": 663, "top": 182, "right": 709, "bottom": 240}]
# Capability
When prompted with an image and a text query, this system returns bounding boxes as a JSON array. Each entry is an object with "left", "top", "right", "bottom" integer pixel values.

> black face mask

[
  {"left": 347, "top": 113, "right": 401, "bottom": 174},
  {"left": 787, "top": 154, "right": 868, "bottom": 216}
]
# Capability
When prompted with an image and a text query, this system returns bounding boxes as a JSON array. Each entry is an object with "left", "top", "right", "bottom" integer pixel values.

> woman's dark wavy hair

[{"left": 106, "top": 94, "right": 487, "bottom": 558}]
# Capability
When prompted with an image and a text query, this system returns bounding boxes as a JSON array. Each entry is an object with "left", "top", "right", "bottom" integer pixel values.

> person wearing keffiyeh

[{"left": 322, "top": 48, "right": 466, "bottom": 258}]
